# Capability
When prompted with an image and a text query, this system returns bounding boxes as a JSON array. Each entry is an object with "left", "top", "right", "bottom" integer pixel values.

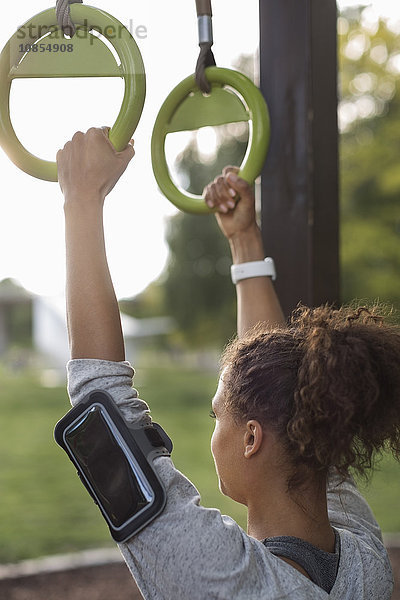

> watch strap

[{"left": 231, "top": 258, "right": 276, "bottom": 284}]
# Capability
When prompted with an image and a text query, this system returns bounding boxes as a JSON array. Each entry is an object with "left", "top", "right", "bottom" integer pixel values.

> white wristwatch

[{"left": 231, "top": 258, "right": 276, "bottom": 284}]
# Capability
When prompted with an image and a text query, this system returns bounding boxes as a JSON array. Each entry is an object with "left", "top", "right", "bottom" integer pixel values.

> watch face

[{"left": 64, "top": 405, "right": 155, "bottom": 529}]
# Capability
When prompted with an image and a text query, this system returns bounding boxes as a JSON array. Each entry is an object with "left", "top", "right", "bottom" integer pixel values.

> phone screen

[{"left": 64, "top": 406, "right": 154, "bottom": 528}]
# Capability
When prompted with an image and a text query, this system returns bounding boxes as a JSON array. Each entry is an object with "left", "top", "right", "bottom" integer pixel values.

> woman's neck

[{"left": 246, "top": 478, "right": 335, "bottom": 553}]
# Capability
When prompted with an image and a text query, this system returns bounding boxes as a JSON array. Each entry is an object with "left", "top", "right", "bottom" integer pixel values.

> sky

[{"left": 0, "top": 0, "right": 399, "bottom": 300}]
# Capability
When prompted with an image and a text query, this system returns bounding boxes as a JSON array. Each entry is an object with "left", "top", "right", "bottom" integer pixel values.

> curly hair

[{"left": 220, "top": 304, "right": 400, "bottom": 487}]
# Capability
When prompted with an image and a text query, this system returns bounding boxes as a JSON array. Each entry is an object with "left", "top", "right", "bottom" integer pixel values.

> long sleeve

[{"left": 67, "top": 359, "right": 151, "bottom": 425}]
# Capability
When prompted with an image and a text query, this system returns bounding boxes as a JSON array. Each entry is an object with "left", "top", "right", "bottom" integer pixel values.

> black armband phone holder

[{"left": 54, "top": 390, "right": 172, "bottom": 543}]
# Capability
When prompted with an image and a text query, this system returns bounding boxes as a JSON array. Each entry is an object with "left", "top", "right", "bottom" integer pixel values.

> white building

[
  {"left": 33, "top": 295, "right": 174, "bottom": 372},
  {"left": 0, "top": 280, "right": 174, "bottom": 378}
]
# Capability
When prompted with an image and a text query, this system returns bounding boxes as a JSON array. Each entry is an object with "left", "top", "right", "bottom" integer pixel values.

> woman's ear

[{"left": 244, "top": 420, "right": 263, "bottom": 458}]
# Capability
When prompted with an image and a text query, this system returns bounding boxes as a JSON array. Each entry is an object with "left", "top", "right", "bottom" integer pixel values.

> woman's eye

[{"left": 209, "top": 409, "right": 216, "bottom": 419}]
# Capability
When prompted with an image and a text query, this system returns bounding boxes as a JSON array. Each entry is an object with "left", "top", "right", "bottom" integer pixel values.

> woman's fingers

[
  {"left": 204, "top": 175, "right": 238, "bottom": 213},
  {"left": 225, "top": 172, "right": 254, "bottom": 206},
  {"left": 222, "top": 165, "right": 239, "bottom": 177}
]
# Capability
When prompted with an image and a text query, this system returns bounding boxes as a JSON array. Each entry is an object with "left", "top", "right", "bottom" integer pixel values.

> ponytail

[
  {"left": 287, "top": 305, "right": 400, "bottom": 478},
  {"left": 221, "top": 304, "right": 400, "bottom": 484}
]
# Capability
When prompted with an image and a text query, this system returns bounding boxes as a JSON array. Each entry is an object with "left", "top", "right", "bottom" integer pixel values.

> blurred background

[{"left": 1, "top": 0, "right": 400, "bottom": 570}]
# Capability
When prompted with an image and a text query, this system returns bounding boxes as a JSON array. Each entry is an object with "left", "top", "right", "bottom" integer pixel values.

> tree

[
  {"left": 338, "top": 7, "right": 400, "bottom": 307},
  {"left": 162, "top": 132, "right": 249, "bottom": 347}
]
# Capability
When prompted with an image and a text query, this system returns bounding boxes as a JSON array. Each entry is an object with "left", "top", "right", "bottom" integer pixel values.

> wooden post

[{"left": 259, "top": 0, "right": 340, "bottom": 317}]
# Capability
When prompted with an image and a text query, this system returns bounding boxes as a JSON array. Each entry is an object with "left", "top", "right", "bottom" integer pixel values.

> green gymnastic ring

[
  {"left": 0, "top": 5, "right": 146, "bottom": 181},
  {"left": 151, "top": 67, "right": 270, "bottom": 215}
]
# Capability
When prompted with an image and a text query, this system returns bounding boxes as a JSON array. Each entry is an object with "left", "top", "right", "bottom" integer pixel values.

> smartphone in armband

[{"left": 54, "top": 390, "right": 172, "bottom": 543}]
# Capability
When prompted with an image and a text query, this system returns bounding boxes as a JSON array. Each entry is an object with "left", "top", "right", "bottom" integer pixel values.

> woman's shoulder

[{"left": 328, "top": 528, "right": 393, "bottom": 600}]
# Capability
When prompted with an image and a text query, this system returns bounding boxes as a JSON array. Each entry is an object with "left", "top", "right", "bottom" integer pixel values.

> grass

[{"left": 0, "top": 362, "right": 399, "bottom": 563}]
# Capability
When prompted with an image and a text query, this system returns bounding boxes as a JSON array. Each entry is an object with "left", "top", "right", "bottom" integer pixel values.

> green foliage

[
  {"left": 0, "top": 368, "right": 113, "bottom": 562},
  {"left": 163, "top": 212, "right": 236, "bottom": 347},
  {"left": 358, "top": 452, "right": 400, "bottom": 533},
  {"left": 0, "top": 279, "right": 32, "bottom": 348},
  {"left": 339, "top": 8, "right": 400, "bottom": 306},
  {"left": 7, "top": 303, "right": 32, "bottom": 348}
]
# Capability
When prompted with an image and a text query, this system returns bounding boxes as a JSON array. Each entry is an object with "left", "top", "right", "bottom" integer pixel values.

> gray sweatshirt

[{"left": 67, "top": 359, "right": 394, "bottom": 600}]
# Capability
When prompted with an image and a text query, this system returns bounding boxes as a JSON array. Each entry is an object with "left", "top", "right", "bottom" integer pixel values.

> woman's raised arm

[
  {"left": 204, "top": 167, "right": 285, "bottom": 337},
  {"left": 57, "top": 127, "right": 135, "bottom": 361}
]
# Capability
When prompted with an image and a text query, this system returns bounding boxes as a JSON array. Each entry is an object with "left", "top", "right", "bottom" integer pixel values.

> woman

[{"left": 57, "top": 127, "right": 397, "bottom": 599}]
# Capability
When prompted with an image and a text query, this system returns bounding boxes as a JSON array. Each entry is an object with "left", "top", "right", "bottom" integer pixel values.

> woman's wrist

[
  {"left": 63, "top": 191, "right": 105, "bottom": 215},
  {"left": 229, "top": 224, "right": 265, "bottom": 264}
]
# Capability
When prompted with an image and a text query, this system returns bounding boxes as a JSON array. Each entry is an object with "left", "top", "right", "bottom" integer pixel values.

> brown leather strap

[
  {"left": 196, "top": 0, "right": 212, "bottom": 17},
  {"left": 195, "top": 44, "right": 216, "bottom": 93}
]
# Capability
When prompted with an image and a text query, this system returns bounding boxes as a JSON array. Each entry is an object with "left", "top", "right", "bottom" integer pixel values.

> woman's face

[{"left": 210, "top": 376, "right": 248, "bottom": 505}]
